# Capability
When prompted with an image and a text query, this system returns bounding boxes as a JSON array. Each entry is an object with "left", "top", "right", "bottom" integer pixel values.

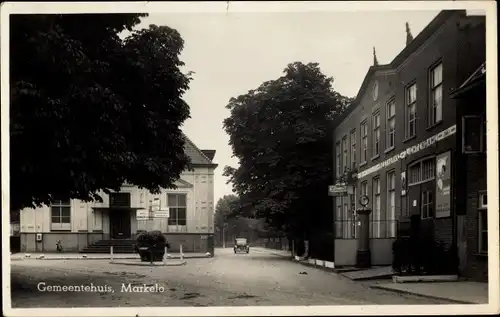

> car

[{"left": 234, "top": 238, "right": 250, "bottom": 254}]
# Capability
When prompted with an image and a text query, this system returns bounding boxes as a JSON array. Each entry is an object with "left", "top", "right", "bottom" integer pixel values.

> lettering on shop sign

[{"left": 357, "top": 125, "right": 456, "bottom": 179}]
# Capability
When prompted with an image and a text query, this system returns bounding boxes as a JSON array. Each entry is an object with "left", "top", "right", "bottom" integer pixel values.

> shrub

[{"left": 135, "top": 230, "right": 170, "bottom": 262}]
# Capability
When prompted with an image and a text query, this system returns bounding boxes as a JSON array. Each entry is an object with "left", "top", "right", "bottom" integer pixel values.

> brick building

[{"left": 331, "top": 10, "right": 486, "bottom": 273}]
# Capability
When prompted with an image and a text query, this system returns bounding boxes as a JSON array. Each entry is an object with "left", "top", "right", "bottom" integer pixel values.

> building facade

[
  {"left": 332, "top": 10, "right": 486, "bottom": 272},
  {"left": 19, "top": 136, "right": 218, "bottom": 254}
]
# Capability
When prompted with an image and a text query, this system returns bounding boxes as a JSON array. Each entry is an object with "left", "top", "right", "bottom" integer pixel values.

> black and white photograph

[{"left": 2, "top": 1, "right": 498, "bottom": 316}]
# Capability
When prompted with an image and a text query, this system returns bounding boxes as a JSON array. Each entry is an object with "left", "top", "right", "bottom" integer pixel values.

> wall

[
  {"left": 334, "top": 238, "right": 395, "bottom": 266},
  {"left": 19, "top": 166, "right": 216, "bottom": 252}
]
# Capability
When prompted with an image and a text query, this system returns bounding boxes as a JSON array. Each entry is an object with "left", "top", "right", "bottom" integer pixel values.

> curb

[
  {"left": 110, "top": 260, "right": 187, "bottom": 266},
  {"left": 369, "top": 285, "right": 477, "bottom": 304},
  {"left": 13, "top": 255, "right": 210, "bottom": 261}
]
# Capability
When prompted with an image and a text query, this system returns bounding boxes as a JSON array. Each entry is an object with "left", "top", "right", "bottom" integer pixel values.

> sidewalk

[
  {"left": 11, "top": 252, "right": 210, "bottom": 260},
  {"left": 250, "top": 247, "right": 293, "bottom": 258},
  {"left": 370, "top": 281, "right": 488, "bottom": 304}
]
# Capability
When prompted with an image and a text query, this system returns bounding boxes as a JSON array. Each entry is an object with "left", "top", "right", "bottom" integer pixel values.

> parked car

[{"left": 234, "top": 238, "right": 250, "bottom": 254}]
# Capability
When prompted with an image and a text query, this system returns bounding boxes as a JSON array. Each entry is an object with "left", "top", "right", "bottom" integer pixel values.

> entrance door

[{"left": 109, "top": 210, "right": 131, "bottom": 239}]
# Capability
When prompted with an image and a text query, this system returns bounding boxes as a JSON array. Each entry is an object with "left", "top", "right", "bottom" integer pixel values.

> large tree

[
  {"left": 223, "top": 62, "right": 352, "bottom": 252},
  {"left": 10, "top": 14, "right": 193, "bottom": 210}
]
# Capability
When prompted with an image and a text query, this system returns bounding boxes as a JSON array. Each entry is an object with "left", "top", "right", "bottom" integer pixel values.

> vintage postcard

[{"left": 1, "top": 1, "right": 498, "bottom": 316}]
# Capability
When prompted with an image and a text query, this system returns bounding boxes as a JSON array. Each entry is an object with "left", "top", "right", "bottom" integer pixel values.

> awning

[{"left": 450, "top": 62, "right": 486, "bottom": 99}]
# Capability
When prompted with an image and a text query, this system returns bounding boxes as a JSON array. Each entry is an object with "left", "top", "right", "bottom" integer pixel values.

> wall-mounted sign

[
  {"left": 136, "top": 209, "right": 149, "bottom": 220},
  {"left": 357, "top": 125, "right": 456, "bottom": 179},
  {"left": 436, "top": 151, "right": 451, "bottom": 218},
  {"left": 151, "top": 197, "right": 161, "bottom": 212},
  {"left": 328, "top": 184, "right": 347, "bottom": 196},
  {"left": 401, "top": 171, "right": 407, "bottom": 196},
  {"left": 153, "top": 209, "right": 170, "bottom": 218}
]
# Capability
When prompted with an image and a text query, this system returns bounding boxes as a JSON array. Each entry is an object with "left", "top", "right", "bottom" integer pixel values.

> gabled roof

[
  {"left": 332, "top": 64, "right": 392, "bottom": 128},
  {"left": 183, "top": 134, "right": 218, "bottom": 167},
  {"left": 450, "top": 62, "right": 486, "bottom": 99}
]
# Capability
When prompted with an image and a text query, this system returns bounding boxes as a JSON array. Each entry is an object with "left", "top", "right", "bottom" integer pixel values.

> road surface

[{"left": 10, "top": 247, "right": 450, "bottom": 307}]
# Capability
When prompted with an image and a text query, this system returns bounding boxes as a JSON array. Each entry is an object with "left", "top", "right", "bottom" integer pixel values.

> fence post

[
  {"left": 163, "top": 245, "right": 167, "bottom": 264},
  {"left": 110, "top": 246, "right": 114, "bottom": 262},
  {"left": 180, "top": 244, "right": 184, "bottom": 261}
]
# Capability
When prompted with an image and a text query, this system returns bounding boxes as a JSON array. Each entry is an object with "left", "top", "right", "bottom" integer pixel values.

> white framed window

[
  {"left": 421, "top": 190, "right": 434, "bottom": 219},
  {"left": 372, "top": 111, "right": 381, "bottom": 157},
  {"left": 336, "top": 142, "right": 341, "bottom": 177},
  {"left": 51, "top": 200, "right": 71, "bottom": 231},
  {"left": 343, "top": 197, "right": 351, "bottom": 238},
  {"left": 386, "top": 99, "right": 396, "bottom": 149},
  {"left": 350, "top": 187, "right": 357, "bottom": 238},
  {"left": 342, "top": 136, "right": 348, "bottom": 173},
  {"left": 167, "top": 194, "right": 187, "bottom": 226},
  {"left": 478, "top": 192, "right": 487, "bottom": 254},
  {"left": 406, "top": 83, "right": 417, "bottom": 138},
  {"left": 360, "top": 181, "right": 368, "bottom": 198},
  {"left": 335, "top": 199, "right": 343, "bottom": 239},
  {"left": 429, "top": 63, "right": 443, "bottom": 125},
  {"left": 361, "top": 121, "right": 368, "bottom": 163},
  {"left": 408, "top": 157, "right": 435, "bottom": 186},
  {"left": 372, "top": 177, "right": 381, "bottom": 238},
  {"left": 350, "top": 130, "right": 357, "bottom": 170},
  {"left": 462, "top": 115, "right": 485, "bottom": 153},
  {"left": 387, "top": 171, "right": 396, "bottom": 237}
]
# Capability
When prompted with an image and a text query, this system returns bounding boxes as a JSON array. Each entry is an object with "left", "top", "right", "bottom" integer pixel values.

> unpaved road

[{"left": 10, "top": 248, "right": 450, "bottom": 307}]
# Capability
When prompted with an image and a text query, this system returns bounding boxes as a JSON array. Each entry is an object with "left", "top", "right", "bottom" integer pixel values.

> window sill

[
  {"left": 403, "top": 135, "right": 416, "bottom": 143},
  {"left": 384, "top": 146, "right": 395, "bottom": 154},
  {"left": 50, "top": 229, "right": 72, "bottom": 232},
  {"left": 359, "top": 161, "right": 367, "bottom": 168},
  {"left": 371, "top": 154, "right": 380, "bottom": 161},
  {"left": 426, "top": 120, "right": 443, "bottom": 131}
]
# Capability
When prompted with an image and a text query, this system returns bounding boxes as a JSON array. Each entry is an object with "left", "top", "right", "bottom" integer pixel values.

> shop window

[
  {"left": 51, "top": 200, "right": 71, "bottom": 231},
  {"left": 335, "top": 199, "right": 343, "bottom": 239},
  {"left": 478, "top": 192, "right": 487, "bottom": 254},
  {"left": 408, "top": 157, "right": 436, "bottom": 185},
  {"left": 462, "top": 115, "right": 485, "bottom": 153},
  {"left": 421, "top": 190, "right": 434, "bottom": 219}
]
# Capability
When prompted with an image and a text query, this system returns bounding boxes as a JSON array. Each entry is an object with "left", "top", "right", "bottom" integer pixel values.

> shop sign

[
  {"left": 136, "top": 209, "right": 149, "bottom": 220},
  {"left": 358, "top": 125, "right": 456, "bottom": 179},
  {"left": 328, "top": 183, "right": 347, "bottom": 196}
]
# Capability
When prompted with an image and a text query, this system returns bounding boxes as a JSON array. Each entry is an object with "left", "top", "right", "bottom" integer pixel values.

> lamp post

[{"left": 356, "top": 195, "right": 372, "bottom": 268}]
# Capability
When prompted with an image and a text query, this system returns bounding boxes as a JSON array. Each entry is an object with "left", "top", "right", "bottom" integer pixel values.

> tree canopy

[
  {"left": 10, "top": 14, "right": 193, "bottom": 210},
  {"left": 223, "top": 62, "right": 352, "bottom": 239}
]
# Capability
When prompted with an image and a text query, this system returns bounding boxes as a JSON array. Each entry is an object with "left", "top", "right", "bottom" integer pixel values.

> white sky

[{"left": 130, "top": 9, "right": 485, "bottom": 203}]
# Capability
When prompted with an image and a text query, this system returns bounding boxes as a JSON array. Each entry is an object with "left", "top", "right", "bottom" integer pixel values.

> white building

[{"left": 19, "top": 136, "right": 217, "bottom": 253}]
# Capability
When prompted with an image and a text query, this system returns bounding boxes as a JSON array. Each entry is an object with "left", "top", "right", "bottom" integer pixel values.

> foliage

[
  {"left": 214, "top": 194, "right": 239, "bottom": 229},
  {"left": 135, "top": 230, "right": 169, "bottom": 262},
  {"left": 223, "top": 61, "right": 352, "bottom": 239},
  {"left": 10, "top": 14, "right": 193, "bottom": 210}
]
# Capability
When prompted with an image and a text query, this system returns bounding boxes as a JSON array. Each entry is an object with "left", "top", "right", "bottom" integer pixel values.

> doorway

[{"left": 109, "top": 210, "right": 131, "bottom": 239}]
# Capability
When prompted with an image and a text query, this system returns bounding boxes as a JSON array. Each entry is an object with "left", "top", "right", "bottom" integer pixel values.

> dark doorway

[{"left": 109, "top": 210, "right": 131, "bottom": 239}]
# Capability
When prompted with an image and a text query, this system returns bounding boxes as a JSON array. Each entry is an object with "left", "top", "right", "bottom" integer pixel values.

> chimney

[
  {"left": 373, "top": 47, "right": 379, "bottom": 66},
  {"left": 406, "top": 22, "right": 414, "bottom": 45},
  {"left": 201, "top": 150, "right": 216, "bottom": 161}
]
